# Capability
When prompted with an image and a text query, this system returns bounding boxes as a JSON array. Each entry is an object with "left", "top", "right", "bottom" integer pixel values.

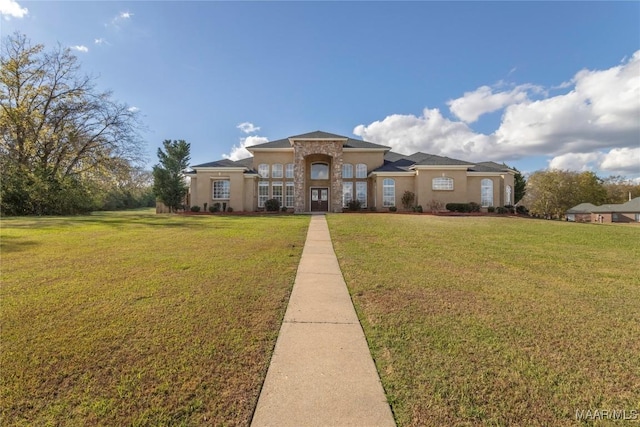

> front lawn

[
  {"left": 328, "top": 214, "right": 640, "bottom": 427},
  {"left": 1, "top": 210, "right": 309, "bottom": 426}
]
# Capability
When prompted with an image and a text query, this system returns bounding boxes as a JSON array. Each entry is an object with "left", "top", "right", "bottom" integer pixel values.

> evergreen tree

[{"left": 152, "top": 140, "right": 190, "bottom": 212}]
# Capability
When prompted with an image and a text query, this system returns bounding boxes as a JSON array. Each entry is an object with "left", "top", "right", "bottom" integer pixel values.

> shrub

[
  {"left": 413, "top": 205, "right": 423, "bottom": 213},
  {"left": 401, "top": 191, "right": 416, "bottom": 210},
  {"left": 190, "top": 205, "right": 201, "bottom": 212},
  {"left": 488, "top": 206, "right": 496, "bottom": 213},
  {"left": 389, "top": 206, "right": 397, "bottom": 212},
  {"left": 446, "top": 203, "right": 472, "bottom": 213},
  {"left": 427, "top": 199, "right": 444, "bottom": 213},
  {"left": 264, "top": 198, "right": 281, "bottom": 212},
  {"left": 504, "top": 204, "right": 515, "bottom": 214},
  {"left": 209, "top": 203, "right": 221, "bottom": 213},
  {"left": 469, "top": 202, "right": 481, "bottom": 212},
  {"left": 347, "top": 199, "right": 362, "bottom": 211},
  {"left": 281, "top": 206, "right": 288, "bottom": 212},
  {"left": 369, "top": 206, "right": 377, "bottom": 212},
  {"left": 203, "top": 202, "right": 208, "bottom": 212},
  {"left": 516, "top": 205, "right": 529, "bottom": 215},
  {"left": 226, "top": 206, "right": 233, "bottom": 213},
  {"left": 496, "top": 206, "right": 508, "bottom": 214}
]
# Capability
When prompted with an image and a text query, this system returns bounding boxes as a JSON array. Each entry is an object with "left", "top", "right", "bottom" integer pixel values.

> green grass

[
  {"left": 328, "top": 214, "right": 640, "bottom": 427},
  {"left": 1, "top": 210, "right": 309, "bottom": 426}
]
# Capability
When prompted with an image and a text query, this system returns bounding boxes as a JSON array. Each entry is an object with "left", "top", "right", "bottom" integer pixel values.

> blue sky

[{"left": 2, "top": 1, "right": 639, "bottom": 179}]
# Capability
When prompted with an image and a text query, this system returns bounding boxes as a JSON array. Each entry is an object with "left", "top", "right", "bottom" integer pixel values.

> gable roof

[
  {"left": 191, "top": 158, "right": 244, "bottom": 168},
  {"left": 289, "top": 130, "right": 348, "bottom": 140},
  {"left": 566, "top": 203, "right": 598, "bottom": 214}
]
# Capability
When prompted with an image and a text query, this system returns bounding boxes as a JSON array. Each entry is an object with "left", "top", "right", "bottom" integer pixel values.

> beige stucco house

[{"left": 186, "top": 131, "right": 516, "bottom": 213}]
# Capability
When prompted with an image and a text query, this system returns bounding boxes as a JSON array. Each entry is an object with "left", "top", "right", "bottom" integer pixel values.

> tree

[
  {"left": 513, "top": 167, "right": 527, "bottom": 204},
  {"left": 0, "top": 33, "right": 143, "bottom": 215},
  {"left": 522, "top": 169, "right": 607, "bottom": 218},
  {"left": 153, "top": 140, "right": 190, "bottom": 212},
  {"left": 603, "top": 176, "right": 640, "bottom": 204}
]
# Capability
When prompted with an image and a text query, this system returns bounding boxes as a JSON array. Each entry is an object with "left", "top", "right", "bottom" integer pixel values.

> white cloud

[
  {"left": 127, "top": 106, "right": 140, "bottom": 113},
  {"left": 70, "top": 45, "right": 89, "bottom": 53},
  {"left": 447, "top": 84, "right": 541, "bottom": 123},
  {"left": 223, "top": 135, "right": 269, "bottom": 161},
  {"left": 355, "top": 50, "right": 640, "bottom": 178},
  {"left": 119, "top": 11, "right": 133, "bottom": 19},
  {"left": 94, "top": 38, "right": 107, "bottom": 45},
  {"left": 237, "top": 122, "right": 260, "bottom": 134},
  {"left": 0, "top": 0, "right": 28, "bottom": 19},
  {"left": 599, "top": 147, "right": 640, "bottom": 174}
]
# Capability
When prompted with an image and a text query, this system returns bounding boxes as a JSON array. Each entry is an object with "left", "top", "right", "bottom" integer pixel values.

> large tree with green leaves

[
  {"left": 0, "top": 33, "right": 143, "bottom": 215},
  {"left": 522, "top": 170, "right": 607, "bottom": 218},
  {"left": 152, "top": 140, "right": 190, "bottom": 212},
  {"left": 513, "top": 167, "right": 527, "bottom": 204}
]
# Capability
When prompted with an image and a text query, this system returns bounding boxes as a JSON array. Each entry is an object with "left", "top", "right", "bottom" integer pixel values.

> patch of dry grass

[
  {"left": 1, "top": 210, "right": 309, "bottom": 426},
  {"left": 328, "top": 214, "right": 640, "bottom": 427}
]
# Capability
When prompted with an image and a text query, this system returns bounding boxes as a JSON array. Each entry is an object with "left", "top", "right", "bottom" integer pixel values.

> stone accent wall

[{"left": 292, "top": 140, "right": 344, "bottom": 213}]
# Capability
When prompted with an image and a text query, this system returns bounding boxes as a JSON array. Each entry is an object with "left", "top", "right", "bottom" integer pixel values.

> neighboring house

[
  {"left": 566, "top": 197, "right": 640, "bottom": 223},
  {"left": 566, "top": 203, "right": 597, "bottom": 222},
  {"left": 187, "top": 130, "right": 515, "bottom": 213}
]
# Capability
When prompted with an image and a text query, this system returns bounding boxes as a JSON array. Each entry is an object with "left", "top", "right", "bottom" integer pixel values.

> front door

[{"left": 310, "top": 188, "right": 329, "bottom": 212}]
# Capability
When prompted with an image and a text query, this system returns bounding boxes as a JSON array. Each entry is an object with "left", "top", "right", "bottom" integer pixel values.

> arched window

[
  {"left": 505, "top": 185, "right": 512, "bottom": 205},
  {"left": 342, "top": 163, "right": 353, "bottom": 179},
  {"left": 432, "top": 177, "right": 454, "bottom": 190},
  {"left": 310, "top": 163, "right": 329, "bottom": 180},
  {"left": 481, "top": 179, "right": 493, "bottom": 207},
  {"left": 383, "top": 178, "right": 395, "bottom": 207},
  {"left": 356, "top": 164, "right": 367, "bottom": 178},
  {"left": 258, "top": 164, "right": 269, "bottom": 178},
  {"left": 272, "top": 163, "right": 283, "bottom": 178}
]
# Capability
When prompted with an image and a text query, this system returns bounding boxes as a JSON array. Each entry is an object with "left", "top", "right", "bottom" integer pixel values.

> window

[
  {"left": 432, "top": 177, "right": 454, "bottom": 191},
  {"left": 258, "top": 164, "right": 269, "bottom": 178},
  {"left": 272, "top": 181, "right": 283, "bottom": 206},
  {"left": 212, "top": 180, "right": 230, "bottom": 199},
  {"left": 383, "top": 178, "right": 395, "bottom": 207},
  {"left": 285, "top": 163, "right": 295, "bottom": 179},
  {"left": 272, "top": 164, "right": 283, "bottom": 178},
  {"left": 356, "top": 164, "right": 367, "bottom": 179},
  {"left": 310, "top": 163, "right": 329, "bottom": 180},
  {"left": 258, "top": 181, "right": 269, "bottom": 208},
  {"left": 342, "top": 182, "right": 353, "bottom": 207},
  {"left": 505, "top": 185, "right": 512, "bottom": 205},
  {"left": 356, "top": 181, "right": 367, "bottom": 207},
  {"left": 285, "top": 182, "right": 295, "bottom": 207},
  {"left": 481, "top": 179, "right": 493, "bottom": 207},
  {"left": 342, "top": 163, "right": 353, "bottom": 179}
]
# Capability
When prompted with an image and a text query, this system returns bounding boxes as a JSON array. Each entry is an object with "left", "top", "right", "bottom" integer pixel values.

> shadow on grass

[
  {"left": 0, "top": 235, "right": 40, "bottom": 253},
  {"left": 0, "top": 211, "right": 309, "bottom": 231}
]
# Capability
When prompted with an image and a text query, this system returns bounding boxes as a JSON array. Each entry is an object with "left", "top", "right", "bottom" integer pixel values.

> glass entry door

[{"left": 310, "top": 188, "right": 329, "bottom": 212}]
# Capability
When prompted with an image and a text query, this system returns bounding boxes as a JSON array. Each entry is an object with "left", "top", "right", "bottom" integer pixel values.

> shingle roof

[
  {"left": 343, "top": 138, "right": 390, "bottom": 150},
  {"left": 591, "top": 197, "right": 640, "bottom": 213},
  {"left": 289, "top": 130, "right": 349, "bottom": 140},
  {"left": 412, "top": 153, "right": 474, "bottom": 166},
  {"left": 191, "top": 159, "right": 245, "bottom": 168},
  {"left": 566, "top": 203, "right": 598, "bottom": 214},
  {"left": 384, "top": 151, "right": 407, "bottom": 162},
  {"left": 248, "top": 138, "right": 291, "bottom": 149}
]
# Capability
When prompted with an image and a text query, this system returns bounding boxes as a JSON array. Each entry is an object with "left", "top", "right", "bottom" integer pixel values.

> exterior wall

[
  {"left": 292, "top": 140, "right": 344, "bottom": 213},
  {"left": 467, "top": 174, "right": 514, "bottom": 208},
  {"left": 374, "top": 175, "right": 414, "bottom": 211},
  {"left": 251, "top": 151, "right": 295, "bottom": 169},
  {"left": 414, "top": 169, "right": 469, "bottom": 208},
  {"left": 341, "top": 151, "right": 385, "bottom": 174},
  {"left": 189, "top": 170, "right": 249, "bottom": 211}
]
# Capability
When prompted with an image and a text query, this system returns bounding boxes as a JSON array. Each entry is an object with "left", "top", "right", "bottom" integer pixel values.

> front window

[
  {"left": 342, "top": 163, "right": 353, "bottom": 179},
  {"left": 258, "top": 181, "right": 269, "bottom": 208},
  {"left": 272, "top": 181, "right": 283, "bottom": 206},
  {"left": 258, "top": 164, "right": 269, "bottom": 178},
  {"left": 481, "top": 179, "right": 493, "bottom": 207},
  {"left": 310, "top": 163, "right": 329, "bottom": 180},
  {"left": 356, "top": 164, "right": 367, "bottom": 178},
  {"left": 383, "top": 178, "right": 395, "bottom": 207},
  {"left": 356, "top": 181, "right": 367, "bottom": 207},
  {"left": 285, "top": 163, "right": 295, "bottom": 179},
  {"left": 272, "top": 164, "right": 283, "bottom": 178},
  {"left": 212, "top": 180, "right": 230, "bottom": 199},
  {"left": 342, "top": 182, "right": 353, "bottom": 207},
  {"left": 505, "top": 185, "right": 512, "bottom": 205},
  {"left": 432, "top": 177, "right": 454, "bottom": 191},
  {"left": 285, "top": 182, "right": 295, "bottom": 207}
]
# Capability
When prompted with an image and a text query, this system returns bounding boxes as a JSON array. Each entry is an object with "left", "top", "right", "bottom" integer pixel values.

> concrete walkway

[{"left": 251, "top": 215, "right": 396, "bottom": 427}]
